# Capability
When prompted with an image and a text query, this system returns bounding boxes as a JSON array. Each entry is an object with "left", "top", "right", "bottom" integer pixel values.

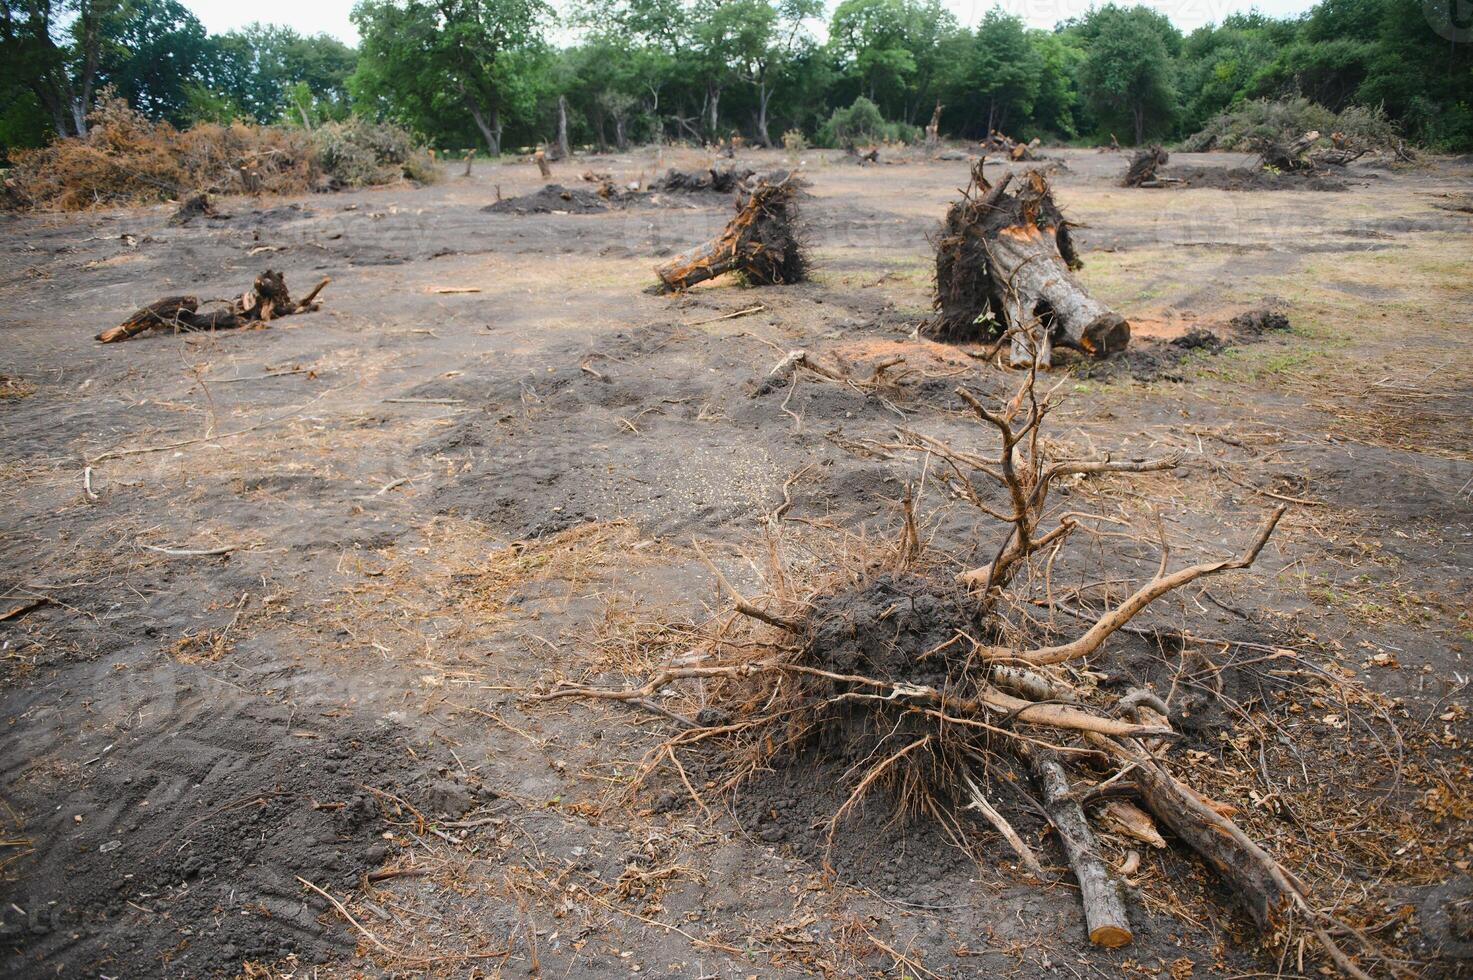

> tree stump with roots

[
  {"left": 648, "top": 175, "right": 807, "bottom": 294},
  {"left": 927, "top": 160, "right": 1129, "bottom": 368}
]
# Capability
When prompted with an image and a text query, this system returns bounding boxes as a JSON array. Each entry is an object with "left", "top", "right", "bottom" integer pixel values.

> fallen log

[
  {"left": 649, "top": 175, "right": 806, "bottom": 294},
  {"left": 1027, "top": 747, "right": 1133, "bottom": 947},
  {"left": 928, "top": 160, "right": 1129, "bottom": 367},
  {"left": 97, "top": 271, "right": 329, "bottom": 343},
  {"left": 1123, "top": 146, "right": 1169, "bottom": 187}
]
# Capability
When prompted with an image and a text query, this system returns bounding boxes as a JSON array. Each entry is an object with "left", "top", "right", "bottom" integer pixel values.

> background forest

[{"left": 2, "top": 0, "right": 1470, "bottom": 164}]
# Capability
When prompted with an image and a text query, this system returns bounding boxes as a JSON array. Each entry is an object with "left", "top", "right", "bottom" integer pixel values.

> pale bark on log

[
  {"left": 1027, "top": 748, "right": 1133, "bottom": 948},
  {"left": 929, "top": 163, "right": 1129, "bottom": 368}
]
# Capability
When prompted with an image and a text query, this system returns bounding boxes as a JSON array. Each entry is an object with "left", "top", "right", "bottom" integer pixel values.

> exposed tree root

[
  {"left": 649, "top": 174, "right": 806, "bottom": 293},
  {"left": 97, "top": 270, "right": 329, "bottom": 343},
  {"left": 927, "top": 159, "right": 1128, "bottom": 367},
  {"left": 534, "top": 368, "right": 1382, "bottom": 976}
]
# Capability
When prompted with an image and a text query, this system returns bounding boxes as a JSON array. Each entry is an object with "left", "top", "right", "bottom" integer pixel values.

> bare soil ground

[{"left": 2, "top": 146, "right": 1470, "bottom": 978}]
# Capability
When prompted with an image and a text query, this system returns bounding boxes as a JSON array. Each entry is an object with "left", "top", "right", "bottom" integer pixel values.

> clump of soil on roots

[{"left": 733, "top": 573, "right": 1007, "bottom": 886}]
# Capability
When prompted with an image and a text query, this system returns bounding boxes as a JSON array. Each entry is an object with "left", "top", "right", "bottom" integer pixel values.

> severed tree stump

[
  {"left": 649, "top": 176, "right": 807, "bottom": 294},
  {"left": 928, "top": 160, "right": 1129, "bottom": 367},
  {"left": 1123, "top": 146, "right": 1169, "bottom": 186}
]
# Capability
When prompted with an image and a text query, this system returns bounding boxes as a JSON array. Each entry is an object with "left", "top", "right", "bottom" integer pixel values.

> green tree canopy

[{"left": 351, "top": 0, "right": 551, "bottom": 154}]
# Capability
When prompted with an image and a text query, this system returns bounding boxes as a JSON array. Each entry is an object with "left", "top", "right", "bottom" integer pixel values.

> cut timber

[
  {"left": 1027, "top": 748, "right": 1133, "bottom": 947},
  {"left": 98, "top": 271, "right": 329, "bottom": 343},
  {"left": 928, "top": 160, "right": 1128, "bottom": 367},
  {"left": 1123, "top": 146, "right": 1169, "bottom": 187},
  {"left": 649, "top": 175, "right": 806, "bottom": 294}
]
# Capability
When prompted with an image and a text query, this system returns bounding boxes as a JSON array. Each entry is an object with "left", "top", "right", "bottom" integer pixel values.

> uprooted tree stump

[
  {"left": 1255, "top": 130, "right": 1321, "bottom": 172},
  {"left": 540, "top": 367, "right": 1381, "bottom": 978},
  {"left": 648, "top": 175, "right": 806, "bottom": 294},
  {"left": 1123, "top": 145, "right": 1170, "bottom": 186},
  {"left": 97, "top": 270, "right": 329, "bottom": 343},
  {"left": 927, "top": 159, "right": 1129, "bottom": 367}
]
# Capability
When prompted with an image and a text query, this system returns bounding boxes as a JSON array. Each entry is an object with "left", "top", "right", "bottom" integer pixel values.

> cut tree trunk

[
  {"left": 1027, "top": 748, "right": 1133, "bottom": 948},
  {"left": 1123, "top": 146, "right": 1169, "bottom": 187},
  {"left": 928, "top": 161, "right": 1129, "bottom": 367},
  {"left": 649, "top": 176, "right": 806, "bottom": 294},
  {"left": 96, "top": 296, "right": 200, "bottom": 343},
  {"left": 1129, "top": 758, "right": 1297, "bottom": 936}
]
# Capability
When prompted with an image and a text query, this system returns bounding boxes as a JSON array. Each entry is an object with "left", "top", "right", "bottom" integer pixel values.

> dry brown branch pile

[
  {"left": 6, "top": 96, "right": 434, "bottom": 212},
  {"left": 539, "top": 369, "right": 1387, "bottom": 977},
  {"left": 97, "top": 270, "right": 330, "bottom": 343}
]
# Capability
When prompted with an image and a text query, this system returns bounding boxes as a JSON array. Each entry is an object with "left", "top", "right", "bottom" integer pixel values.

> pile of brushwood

[
  {"left": 543, "top": 369, "right": 1382, "bottom": 977},
  {"left": 97, "top": 270, "right": 328, "bottom": 343},
  {"left": 927, "top": 159, "right": 1129, "bottom": 367},
  {"left": 648, "top": 174, "right": 806, "bottom": 293},
  {"left": 6, "top": 96, "right": 435, "bottom": 212}
]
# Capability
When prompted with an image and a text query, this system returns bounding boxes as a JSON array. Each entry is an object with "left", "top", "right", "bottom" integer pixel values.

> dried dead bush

[{"left": 6, "top": 94, "right": 436, "bottom": 211}]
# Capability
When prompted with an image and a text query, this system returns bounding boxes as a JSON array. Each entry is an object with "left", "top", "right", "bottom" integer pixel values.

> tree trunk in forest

[
  {"left": 756, "top": 81, "right": 773, "bottom": 148},
  {"left": 706, "top": 84, "right": 721, "bottom": 139},
  {"left": 1133, "top": 104, "right": 1145, "bottom": 145},
  {"left": 927, "top": 162, "right": 1130, "bottom": 367},
  {"left": 557, "top": 95, "right": 571, "bottom": 159},
  {"left": 614, "top": 116, "right": 628, "bottom": 152},
  {"left": 469, "top": 103, "right": 502, "bottom": 156}
]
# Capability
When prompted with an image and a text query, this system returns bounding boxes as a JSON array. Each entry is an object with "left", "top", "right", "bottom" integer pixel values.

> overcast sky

[{"left": 182, "top": 0, "right": 1318, "bottom": 47}]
